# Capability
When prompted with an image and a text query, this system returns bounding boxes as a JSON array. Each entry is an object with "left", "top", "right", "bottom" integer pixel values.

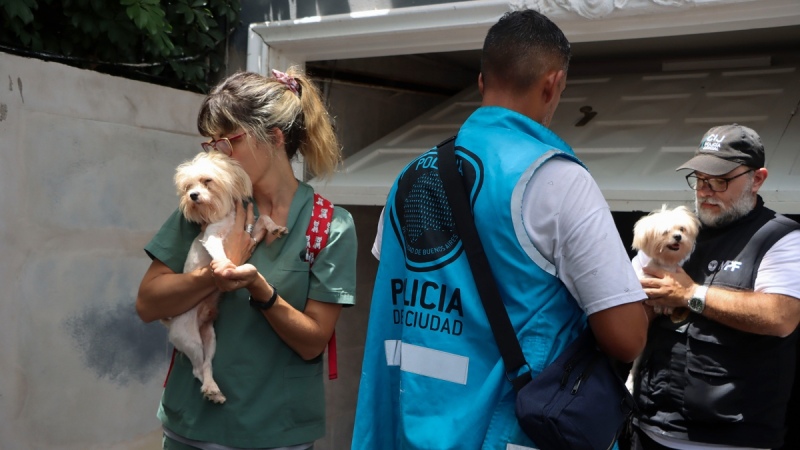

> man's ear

[
  {"left": 752, "top": 167, "right": 768, "bottom": 191},
  {"left": 478, "top": 72, "right": 485, "bottom": 96},
  {"left": 541, "top": 69, "right": 565, "bottom": 104}
]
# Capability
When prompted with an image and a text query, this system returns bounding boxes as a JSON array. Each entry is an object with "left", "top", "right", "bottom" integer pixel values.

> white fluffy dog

[
  {"left": 163, "top": 151, "right": 285, "bottom": 403},
  {"left": 632, "top": 204, "right": 700, "bottom": 282},
  {"left": 626, "top": 205, "right": 699, "bottom": 392}
]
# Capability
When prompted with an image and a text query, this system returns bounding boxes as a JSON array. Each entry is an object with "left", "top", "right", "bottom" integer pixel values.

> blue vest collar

[{"left": 465, "top": 106, "right": 576, "bottom": 157}]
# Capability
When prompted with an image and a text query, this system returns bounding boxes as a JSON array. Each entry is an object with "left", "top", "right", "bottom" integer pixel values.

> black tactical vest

[{"left": 636, "top": 197, "right": 800, "bottom": 448}]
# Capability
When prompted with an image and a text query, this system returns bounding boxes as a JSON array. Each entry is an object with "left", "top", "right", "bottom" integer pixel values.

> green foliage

[{"left": 0, "top": 0, "right": 241, "bottom": 92}]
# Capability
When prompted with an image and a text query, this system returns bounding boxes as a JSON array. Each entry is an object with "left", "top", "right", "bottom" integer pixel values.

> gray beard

[{"left": 695, "top": 178, "right": 756, "bottom": 228}]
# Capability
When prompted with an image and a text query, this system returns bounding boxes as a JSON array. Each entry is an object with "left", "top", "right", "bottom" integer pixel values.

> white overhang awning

[{"left": 247, "top": 0, "right": 800, "bottom": 68}]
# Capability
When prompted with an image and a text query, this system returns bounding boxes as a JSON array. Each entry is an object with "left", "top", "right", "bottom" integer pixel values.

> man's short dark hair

[{"left": 481, "top": 9, "right": 571, "bottom": 93}]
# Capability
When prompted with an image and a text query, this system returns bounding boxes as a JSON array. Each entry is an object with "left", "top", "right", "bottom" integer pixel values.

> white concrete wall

[{"left": 0, "top": 52, "right": 204, "bottom": 450}]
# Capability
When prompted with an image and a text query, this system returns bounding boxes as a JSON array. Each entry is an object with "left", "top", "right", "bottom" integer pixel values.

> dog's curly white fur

[
  {"left": 627, "top": 205, "right": 700, "bottom": 392},
  {"left": 632, "top": 204, "right": 700, "bottom": 323},
  {"left": 632, "top": 205, "right": 700, "bottom": 276},
  {"left": 163, "top": 151, "right": 288, "bottom": 404},
  {"left": 162, "top": 151, "right": 253, "bottom": 404}
]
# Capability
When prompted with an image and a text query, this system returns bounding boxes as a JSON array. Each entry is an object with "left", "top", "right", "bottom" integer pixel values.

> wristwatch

[
  {"left": 249, "top": 283, "right": 278, "bottom": 310},
  {"left": 688, "top": 285, "right": 708, "bottom": 314}
]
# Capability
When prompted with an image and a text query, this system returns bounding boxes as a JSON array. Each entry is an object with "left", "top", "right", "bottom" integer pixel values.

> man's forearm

[{"left": 702, "top": 288, "right": 800, "bottom": 337}]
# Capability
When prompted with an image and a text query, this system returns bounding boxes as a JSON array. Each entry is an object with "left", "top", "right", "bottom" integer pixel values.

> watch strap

[{"left": 249, "top": 283, "right": 278, "bottom": 310}]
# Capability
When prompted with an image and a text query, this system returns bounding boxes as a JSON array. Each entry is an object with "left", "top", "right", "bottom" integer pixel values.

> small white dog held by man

[
  {"left": 625, "top": 204, "right": 700, "bottom": 392},
  {"left": 632, "top": 204, "right": 700, "bottom": 322},
  {"left": 632, "top": 205, "right": 700, "bottom": 276}
]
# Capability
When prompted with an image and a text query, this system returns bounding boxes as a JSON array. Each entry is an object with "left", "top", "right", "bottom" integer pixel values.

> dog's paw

[
  {"left": 202, "top": 382, "right": 226, "bottom": 404},
  {"left": 205, "top": 390, "right": 226, "bottom": 404},
  {"left": 272, "top": 226, "right": 289, "bottom": 237},
  {"left": 211, "top": 257, "right": 232, "bottom": 267},
  {"left": 210, "top": 258, "right": 236, "bottom": 275}
]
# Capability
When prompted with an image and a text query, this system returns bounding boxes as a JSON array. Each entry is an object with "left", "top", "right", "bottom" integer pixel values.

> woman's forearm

[{"left": 136, "top": 260, "right": 217, "bottom": 322}]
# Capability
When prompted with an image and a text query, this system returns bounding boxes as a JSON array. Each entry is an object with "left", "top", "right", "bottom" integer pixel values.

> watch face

[{"left": 689, "top": 297, "right": 702, "bottom": 312}]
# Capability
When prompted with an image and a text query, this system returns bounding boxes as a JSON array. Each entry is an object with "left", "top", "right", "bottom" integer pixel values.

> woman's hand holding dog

[
  {"left": 211, "top": 259, "right": 260, "bottom": 292},
  {"left": 225, "top": 202, "right": 260, "bottom": 265},
  {"left": 640, "top": 266, "right": 696, "bottom": 314},
  {"left": 212, "top": 201, "right": 262, "bottom": 292}
]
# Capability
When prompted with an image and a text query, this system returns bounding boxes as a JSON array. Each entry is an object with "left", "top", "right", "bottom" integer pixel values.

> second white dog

[
  {"left": 632, "top": 204, "right": 700, "bottom": 323},
  {"left": 627, "top": 205, "right": 700, "bottom": 392},
  {"left": 632, "top": 204, "right": 700, "bottom": 279}
]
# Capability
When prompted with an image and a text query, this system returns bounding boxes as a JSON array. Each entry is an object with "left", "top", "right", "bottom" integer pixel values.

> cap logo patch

[{"left": 702, "top": 133, "right": 725, "bottom": 151}]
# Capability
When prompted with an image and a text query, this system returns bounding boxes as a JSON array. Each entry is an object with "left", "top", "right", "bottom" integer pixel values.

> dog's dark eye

[
  {"left": 679, "top": 227, "right": 686, "bottom": 232},
  {"left": 203, "top": 178, "right": 212, "bottom": 185}
]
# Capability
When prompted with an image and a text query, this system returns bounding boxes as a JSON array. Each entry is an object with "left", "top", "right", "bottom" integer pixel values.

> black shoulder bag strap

[{"left": 436, "top": 136, "right": 532, "bottom": 391}]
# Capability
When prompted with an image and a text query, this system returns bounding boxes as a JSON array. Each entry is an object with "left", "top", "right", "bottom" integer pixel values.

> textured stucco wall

[
  {"left": 0, "top": 50, "right": 382, "bottom": 450},
  {"left": 0, "top": 52, "right": 204, "bottom": 450}
]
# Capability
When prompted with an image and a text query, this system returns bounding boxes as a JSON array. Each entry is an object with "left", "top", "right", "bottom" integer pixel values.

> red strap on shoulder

[
  {"left": 305, "top": 193, "right": 338, "bottom": 380},
  {"left": 305, "top": 193, "right": 333, "bottom": 265}
]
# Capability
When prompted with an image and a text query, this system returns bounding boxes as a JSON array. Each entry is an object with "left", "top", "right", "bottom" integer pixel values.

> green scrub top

[{"left": 145, "top": 182, "right": 356, "bottom": 448}]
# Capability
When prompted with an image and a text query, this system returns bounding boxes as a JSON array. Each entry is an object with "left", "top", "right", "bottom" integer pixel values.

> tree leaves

[
  {"left": 1, "top": 0, "right": 241, "bottom": 92},
  {"left": 3, "top": 0, "right": 38, "bottom": 24}
]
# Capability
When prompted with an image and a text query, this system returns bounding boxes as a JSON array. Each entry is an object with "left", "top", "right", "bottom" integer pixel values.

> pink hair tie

[{"left": 271, "top": 69, "right": 300, "bottom": 96}]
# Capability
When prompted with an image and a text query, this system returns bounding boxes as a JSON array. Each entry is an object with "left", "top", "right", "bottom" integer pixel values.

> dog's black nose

[
  {"left": 673, "top": 234, "right": 682, "bottom": 242},
  {"left": 190, "top": 192, "right": 199, "bottom": 201}
]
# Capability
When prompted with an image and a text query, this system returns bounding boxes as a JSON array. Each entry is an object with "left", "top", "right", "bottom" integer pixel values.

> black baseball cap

[{"left": 676, "top": 124, "right": 765, "bottom": 175}]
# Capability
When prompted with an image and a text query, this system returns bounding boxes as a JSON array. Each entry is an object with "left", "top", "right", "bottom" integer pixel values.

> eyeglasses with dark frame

[
  {"left": 201, "top": 131, "right": 247, "bottom": 156},
  {"left": 685, "top": 169, "right": 754, "bottom": 192}
]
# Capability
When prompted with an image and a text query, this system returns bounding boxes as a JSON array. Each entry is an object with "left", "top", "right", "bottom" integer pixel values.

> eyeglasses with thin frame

[
  {"left": 685, "top": 169, "right": 753, "bottom": 192},
  {"left": 201, "top": 131, "right": 247, "bottom": 155}
]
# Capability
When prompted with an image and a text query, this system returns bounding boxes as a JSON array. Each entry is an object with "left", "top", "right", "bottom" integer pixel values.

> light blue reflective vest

[{"left": 353, "top": 107, "right": 589, "bottom": 450}]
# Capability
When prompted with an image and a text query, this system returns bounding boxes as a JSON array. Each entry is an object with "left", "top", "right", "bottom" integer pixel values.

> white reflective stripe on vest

[
  {"left": 506, "top": 445, "right": 538, "bottom": 450},
  {"left": 384, "top": 340, "right": 469, "bottom": 385}
]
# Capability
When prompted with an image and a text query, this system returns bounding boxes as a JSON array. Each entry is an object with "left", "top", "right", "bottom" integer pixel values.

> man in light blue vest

[{"left": 352, "top": 9, "right": 649, "bottom": 450}]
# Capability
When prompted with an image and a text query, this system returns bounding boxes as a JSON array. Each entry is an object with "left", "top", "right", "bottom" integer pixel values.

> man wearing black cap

[{"left": 630, "top": 124, "right": 800, "bottom": 450}]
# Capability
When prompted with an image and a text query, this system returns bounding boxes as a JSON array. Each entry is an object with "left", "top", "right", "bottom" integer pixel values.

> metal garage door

[{"left": 311, "top": 62, "right": 800, "bottom": 214}]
